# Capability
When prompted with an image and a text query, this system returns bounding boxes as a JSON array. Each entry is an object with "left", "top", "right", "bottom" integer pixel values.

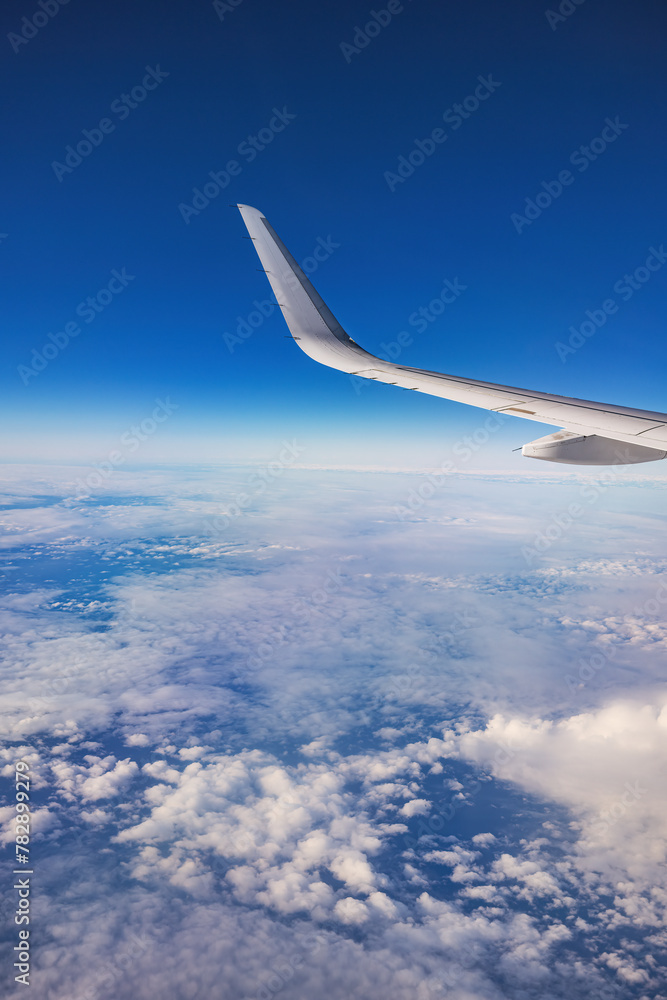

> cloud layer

[{"left": 1, "top": 465, "right": 666, "bottom": 998}]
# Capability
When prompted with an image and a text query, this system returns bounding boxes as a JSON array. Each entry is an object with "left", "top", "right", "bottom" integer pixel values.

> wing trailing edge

[{"left": 237, "top": 204, "right": 667, "bottom": 466}]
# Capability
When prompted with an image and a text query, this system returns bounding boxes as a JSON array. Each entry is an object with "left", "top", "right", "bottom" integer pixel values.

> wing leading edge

[{"left": 237, "top": 204, "right": 667, "bottom": 466}]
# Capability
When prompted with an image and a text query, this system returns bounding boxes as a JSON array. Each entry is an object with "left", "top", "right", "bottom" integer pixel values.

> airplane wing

[{"left": 237, "top": 203, "right": 667, "bottom": 465}]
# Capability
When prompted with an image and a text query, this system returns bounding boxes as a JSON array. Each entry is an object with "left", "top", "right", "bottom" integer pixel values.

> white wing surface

[{"left": 238, "top": 204, "right": 667, "bottom": 465}]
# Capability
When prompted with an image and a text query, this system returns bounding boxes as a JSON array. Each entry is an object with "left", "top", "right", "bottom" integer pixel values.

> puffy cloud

[
  {"left": 333, "top": 897, "right": 370, "bottom": 925},
  {"left": 0, "top": 803, "right": 57, "bottom": 846},
  {"left": 472, "top": 832, "right": 496, "bottom": 846},
  {"left": 3, "top": 466, "right": 667, "bottom": 999},
  {"left": 600, "top": 950, "right": 651, "bottom": 985},
  {"left": 51, "top": 755, "right": 139, "bottom": 803},
  {"left": 113, "top": 748, "right": 395, "bottom": 920},
  {"left": 461, "top": 884, "right": 501, "bottom": 903},
  {"left": 447, "top": 698, "right": 667, "bottom": 943},
  {"left": 399, "top": 798, "right": 431, "bottom": 817},
  {"left": 330, "top": 850, "right": 377, "bottom": 893},
  {"left": 125, "top": 733, "right": 151, "bottom": 747},
  {"left": 80, "top": 758, "right": 139, "bottom": 801},
  {"left": 491, "top": 854, "right": 562, "bottom": 899},
  {"left": 425, "top": 847, "right": 478, "bottom": 866},
  {"left": 375, "top": 727, "right": 403, "bottom": 741},
  {"left": 367, "top": 890, "right": 400, "bottom": 919}
]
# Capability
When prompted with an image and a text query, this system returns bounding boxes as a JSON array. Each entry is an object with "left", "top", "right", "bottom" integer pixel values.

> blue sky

[
  {"left": 2, "top": 0, "right": 667, "bottom": 467},
  {"left": 3, "top": 8, "right": 667, "bottom": 993}
]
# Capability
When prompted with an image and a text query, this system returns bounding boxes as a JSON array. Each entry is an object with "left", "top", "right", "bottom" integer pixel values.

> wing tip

[{"left": 237, "top": 203, "right": 264, "bottom": 216}]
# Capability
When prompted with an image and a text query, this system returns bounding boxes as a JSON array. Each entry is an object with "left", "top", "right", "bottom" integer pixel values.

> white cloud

[
  {"left": 177, "top": 745, "right": 210, "bottom": 760},
  {"left": 80, "top": 758, "right": 139, "bottom": 801},
  {"left": 51, "top": 755, "right": 139, "bottom": 803},
  {"left": 3, "top": 466, "right": 667, "bottom": 998},
  {"left": 491, "top": 854, "right": 562, "bottom": 899},
  {"left": 447, "top": 698, "right": 667, "bottom": 930},
  {"left": 113, "top": 748, "right": 395, "bottom": 921},
  {"left": 125, "top": 733, "right": 151, "bottom": 747},
  {"left": 399, "top": 798, "right": 431, "bottom": 817},
  {"left": 375, "top": 727, "right": 403, "bottom": 741},
  {"left": 330, "top": 851, "right": 377, "bottom": 893},
  {"left": 425, "top": 847, "right": 478, "bottom": 866},
  {"left": 600, "top": 950, "right": 651, "bottom": 985},
  {"left": 0, "top": 803, "right": 56, "bottom": 846},
  {"left": 333, "top": 897, "right": 369, "bottom": 924},
  {"left": 472, "top": 832, "right": 496, "bottom": 846}
]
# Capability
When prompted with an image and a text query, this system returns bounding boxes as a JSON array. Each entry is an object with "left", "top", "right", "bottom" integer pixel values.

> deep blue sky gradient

[{"left": 2, "top": 0, "right": 666, "bottom": 466}]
